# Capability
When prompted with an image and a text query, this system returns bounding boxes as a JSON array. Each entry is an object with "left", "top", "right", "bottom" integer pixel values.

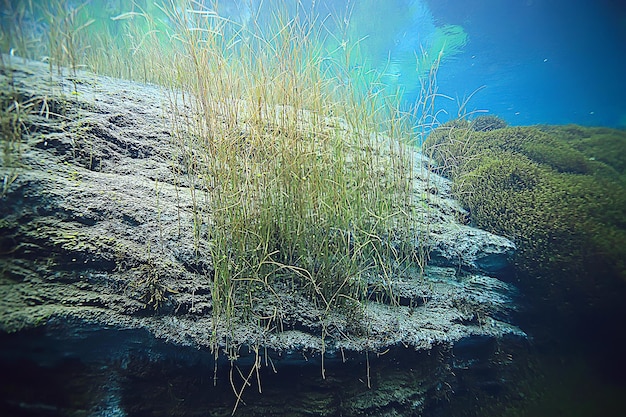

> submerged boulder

[{"left": 0, "top": 56, "right": 525, "bottom": 416}]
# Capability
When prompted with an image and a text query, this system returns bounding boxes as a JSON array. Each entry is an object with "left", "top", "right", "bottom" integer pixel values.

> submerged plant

[
  {"left": 156, "top": 0, "right": 420, "bottom": 337},
  {"left": 37, "top": 0, "right": 95, "bottom": 77},
  {"left": 0, "top": 0, "right": 44, "bottom": 60},
  {"left": 2, "top": 0, "right": 445, "bottom": 406},
  {"left": 424, "top": 122, "right": 626, "bottom": 313}
]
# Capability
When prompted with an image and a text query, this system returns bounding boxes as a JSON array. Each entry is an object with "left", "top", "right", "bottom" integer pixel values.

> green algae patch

[{"left": 424, "top": 121, "right": 626, "bottom": 306}]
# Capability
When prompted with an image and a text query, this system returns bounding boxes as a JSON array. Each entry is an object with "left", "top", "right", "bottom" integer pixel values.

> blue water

[
  {"left": 425, "top": 0, "right": 626, "bottom": 127},
  {"left": 275, "top": 0, "right": 626, "bottom": 128}
]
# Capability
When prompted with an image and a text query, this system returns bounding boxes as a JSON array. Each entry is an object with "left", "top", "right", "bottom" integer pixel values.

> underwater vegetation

[
  {"left": 424, "top": 117, "right": 626, "bottom": 311},
  {"left": 0, "top": 0, "right": 444, "bottom": 367}
]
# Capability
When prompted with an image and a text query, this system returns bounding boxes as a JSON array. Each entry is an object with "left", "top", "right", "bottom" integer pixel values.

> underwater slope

[{"left": 0, "top": 56, "right": 525, "bottom": 416}]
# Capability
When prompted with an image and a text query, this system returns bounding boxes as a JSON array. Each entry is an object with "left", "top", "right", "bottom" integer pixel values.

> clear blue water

[
  {"left": 424, "top": 0, "right": 626, "bottom": 127},
  {"left": 298, "top": 0, "right": 626, "bottom": 128}
]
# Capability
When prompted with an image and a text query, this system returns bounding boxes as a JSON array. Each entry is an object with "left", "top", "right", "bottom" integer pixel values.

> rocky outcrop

[{"left": 0, "top": 56, "right": 526, "bottom": 416}]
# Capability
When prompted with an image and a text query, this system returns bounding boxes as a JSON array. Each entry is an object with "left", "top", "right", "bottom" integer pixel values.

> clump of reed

[
  {"left": 0, "top": 1, "right": 45, "bottom": 60},
  {"left": 0, "top": 80, "right": 24, "bottom": 197},
  {"left": 155, "top": 0, "right": 421, "bottom": 346},
  {"left": 1, "top": 0, "right": 439, "bottom": 383},
  {"left": 37, "top": 0, "right": 94, "bottom": 76}
]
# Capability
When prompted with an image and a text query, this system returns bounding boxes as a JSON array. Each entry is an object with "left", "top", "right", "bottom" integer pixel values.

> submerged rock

[{"left": 0, "top": 56, "right": 526, "bottom": 416}]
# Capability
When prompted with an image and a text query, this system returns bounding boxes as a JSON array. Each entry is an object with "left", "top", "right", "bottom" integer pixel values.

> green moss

[
  {"left": 521, "top": 141, "right": 591, "bottom": 174},
  {"left": 424, "top": 123, "right": 626, "bottom": 305},
  {"left": 538, "top": 125, "right": 626, "bottom": 181},
  {"left": 471, "top": 115, "right": 508, "bottom": 132}
]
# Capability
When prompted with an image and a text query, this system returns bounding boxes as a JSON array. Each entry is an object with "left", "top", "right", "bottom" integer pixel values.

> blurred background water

[
  {"left": 425, "top": 0, "right": 626, "bottom": 127},
  {"left": 226, "top": 0, "right": 626, "bottom": 128},
  {"left": 11, "top": 0, "right": 625, "bottom": 127},
  {"left": 342, "top": 0, "right": 626, "bottom": 127}
]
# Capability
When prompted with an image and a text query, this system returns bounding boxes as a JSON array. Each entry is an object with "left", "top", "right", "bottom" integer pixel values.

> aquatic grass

[
  {"left": 153, "top": 0, "right": 421, "bottom": 349},
  {"left": 37, "top": 0, "right": 95, "bottom": 78},
  {"left": 0, "top": 0, "right": 44, "bottom": 60},
  {"left": 0, "top": 87, "right": 24, "bottom": 198},
  {"left": 89, "top": 5, "right": 165, "bottom": 83},
  {"left": 0, "top": 68, "right": 56, "bottom": 197},
  {"left": 1, "top": 0, "right": 443, "bottom": 403}
]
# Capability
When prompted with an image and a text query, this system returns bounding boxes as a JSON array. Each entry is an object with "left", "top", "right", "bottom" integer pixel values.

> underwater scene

[{"left": 1, "top": 0, "right": 625, "bottom": 416}]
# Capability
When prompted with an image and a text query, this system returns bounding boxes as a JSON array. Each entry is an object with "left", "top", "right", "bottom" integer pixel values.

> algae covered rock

[
  {"left": 424, "top": 121, "right": 626, "bottom": 309},
  {"left": 0, "top": 57, "right": 526, "bottom": 417}
]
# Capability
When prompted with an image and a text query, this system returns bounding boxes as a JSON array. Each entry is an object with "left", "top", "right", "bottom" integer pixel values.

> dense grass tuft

[{"left": 1, "top": 0, "right": 440, "bottom": 369}]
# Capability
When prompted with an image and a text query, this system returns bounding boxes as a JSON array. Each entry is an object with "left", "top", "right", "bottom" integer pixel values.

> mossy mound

[{"left": 424, "top": 122, "right": 626, "bottom": 309}]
